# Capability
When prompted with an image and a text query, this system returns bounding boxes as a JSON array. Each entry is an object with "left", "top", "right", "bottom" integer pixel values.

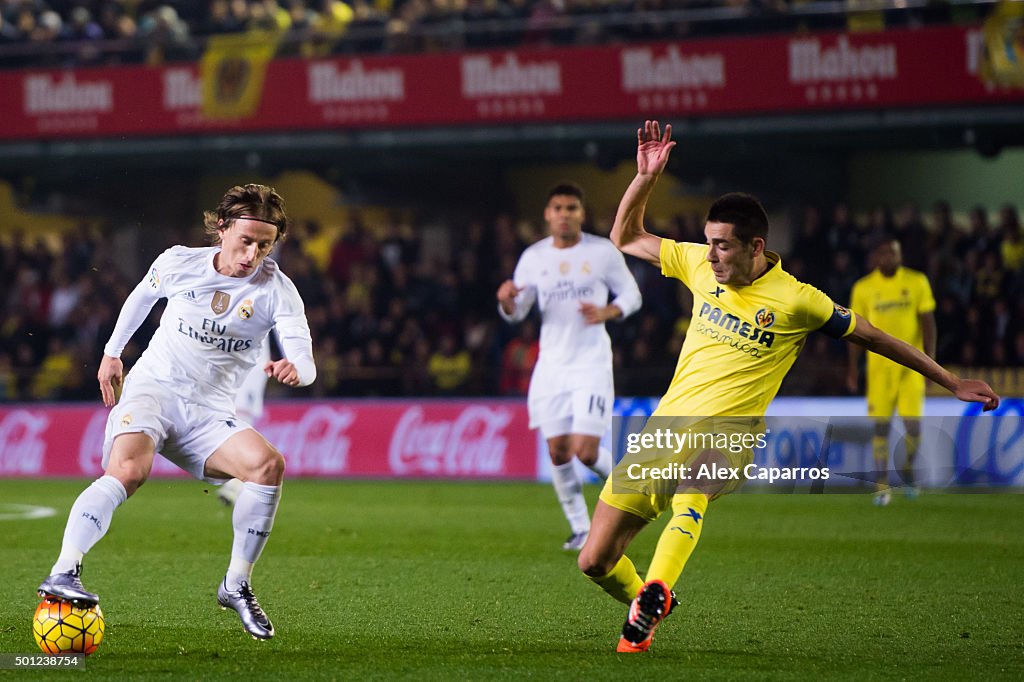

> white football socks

[
  {"left": 551, "top": 462, "right": 590, "bottom": 535},
  {"left": 588, "top": 446, "right": 614, "bottom": 480},
  {"left": 226, "top": 482, "right": 281, "bottom": 590},
  {"left": 51, "top": 475, "right": 127, "bottom": 575}
]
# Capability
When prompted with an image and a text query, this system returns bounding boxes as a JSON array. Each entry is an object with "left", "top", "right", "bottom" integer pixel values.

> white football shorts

[
  {"left": 528, "top": 365, "right": 613, "bottom": 439},
  {"left": 102, "top": 372, "right": 253, "bottom": 483}
]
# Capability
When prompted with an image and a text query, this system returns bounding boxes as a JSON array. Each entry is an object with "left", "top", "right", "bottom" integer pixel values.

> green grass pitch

[{"left": 1, "top": 480, "right": 1021, "bottom": 680}]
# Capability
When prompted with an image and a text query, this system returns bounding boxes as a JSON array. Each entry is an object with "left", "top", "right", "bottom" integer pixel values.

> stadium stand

[
  {"left": 0, "top": 0, "right": 997, "bottom": 67},
  {"left": 1, "top": 192, "right": 1021, "bottom": 401}
]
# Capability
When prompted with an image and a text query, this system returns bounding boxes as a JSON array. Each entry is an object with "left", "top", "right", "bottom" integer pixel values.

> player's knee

[
  {"left": 575, "top": 446, "right": 599, "bottom": 466},
  {"left": 105, "top": 458, "right": 148, "bottom": 496},
  {"left": 548, "top": 443, "right": 571, "bottom": 465},
  {"left": 251, "top": 450, "right": 285, "bottom": 485},
  {"left": 577, "top": 546, "right": 614, "bottom": 577}
]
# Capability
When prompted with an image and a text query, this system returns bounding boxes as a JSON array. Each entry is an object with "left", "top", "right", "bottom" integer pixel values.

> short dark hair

[
  {"left": 547, "top": 183, "right": 584, "bottom": 203},
  {"left": 707, "top": 193, "right": 769, "bottom": 245},
  {"left": 870, "top": 233, "right": 900, "bottom": 253}
]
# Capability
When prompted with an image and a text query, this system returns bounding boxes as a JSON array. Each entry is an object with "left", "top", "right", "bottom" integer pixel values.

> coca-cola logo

[
  {"left": 0, "top": 410, "right": 49, "bottom": 474},
  {"left": 260, "top": 406, "right": 354, "bottom": 474},
  {"left": 78, "top": 408, "right": 194, "bottom": 477},
  {"left": 79, "top": 409, "right": 108, "bottom": 474},
  {"left": 388, "top": 405, "right": 511, "bottom": 476}
]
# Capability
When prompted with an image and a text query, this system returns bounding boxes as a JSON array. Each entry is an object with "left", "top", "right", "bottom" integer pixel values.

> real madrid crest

[
  {"left": 238, "top": 299, "right": 254, "bottom": 320},
  {"left": 211, "top": 291, "right": 231, "bottom": 314},
  {"left": 582, "top": 261, "right": 592, "bottom": 274}
]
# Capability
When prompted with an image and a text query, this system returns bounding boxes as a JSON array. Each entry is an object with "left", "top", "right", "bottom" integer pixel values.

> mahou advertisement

[{"left": 0, "top": 25, "right": 1020, "bottom": 141}]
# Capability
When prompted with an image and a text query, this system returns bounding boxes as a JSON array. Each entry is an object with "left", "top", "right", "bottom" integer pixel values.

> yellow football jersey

[
  {"left": 849, "top": 266, "right": 935, "bottom": 374},
  {"left": 655, "top": 240, "right": 856, "bottom": 417}
]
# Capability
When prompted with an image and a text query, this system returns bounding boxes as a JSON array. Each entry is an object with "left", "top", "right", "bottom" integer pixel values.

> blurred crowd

[
  {"left": 1, "top": 198, "right": 1022, "bottom": 403},
  {"left": 0, "top": 0, "right": 980, "bottom": 68}
]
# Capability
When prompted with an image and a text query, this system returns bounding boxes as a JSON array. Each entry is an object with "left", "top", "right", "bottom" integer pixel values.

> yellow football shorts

[{"left": 867, "top": 363, "right": 925, "bottom": 418}]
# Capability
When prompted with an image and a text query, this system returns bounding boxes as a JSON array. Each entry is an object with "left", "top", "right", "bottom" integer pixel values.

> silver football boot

[
  {"left": 217, "top": 579, "right": 275, "bottom": 640},
  {"left": 37, "top": 563, "right": 99, "bottom": 607}
]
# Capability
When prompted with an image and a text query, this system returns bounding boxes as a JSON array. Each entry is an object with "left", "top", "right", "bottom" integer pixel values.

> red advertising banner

[
  {"left": 0, "top": 26, "right": 1019, "bottom": 141},
  {"left": 0, "top": 400, "right": 536, "bottom": 479}
]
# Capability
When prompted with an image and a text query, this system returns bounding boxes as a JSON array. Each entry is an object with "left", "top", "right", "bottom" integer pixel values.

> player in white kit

[
  {"left": 497, "top": 183, "right": 642, "bottom": 550},
  {"left": 37, "top": 184, "right": 316, "bottom": 641}
]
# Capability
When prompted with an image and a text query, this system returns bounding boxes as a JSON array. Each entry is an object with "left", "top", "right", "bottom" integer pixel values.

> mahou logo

[
  {"left": 461, "top": 54, "right": 561, "bottom": 97},
  {"left": 621, "top": 46, "right": 725, "bottom": 91},
  {"left": 163, "top": 68, "right": 201, "bottom": 109},
  {"left": 308, "top": 61, "right": 405, "bottom": 103},
  {"left": 24, "top": 74, "right": 113, "bottom": 114},
  {"left": 388, "top": 405, "right": 511, "bottom": 476},
  {"left": 260, "top": 406, "right": 354, "bottom": 474},
  {"left": 789, "top": 36, "right": 897, "bottom": 83},
  {"left": 0, "top": 410, "right": 49, "bottom": 475}
]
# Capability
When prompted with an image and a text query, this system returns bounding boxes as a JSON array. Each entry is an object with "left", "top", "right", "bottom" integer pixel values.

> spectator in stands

[
  {"left": 960, "top": 205, "right": 996, "bottom": 258},
  {"left": 499, "top": 318, "right": 539, "bottom": 395},
  {"left": 138, "top": 5, "right": 194, "bottom": 63},
  {"left": 998, "top": 204, "right": 1023, "bottom": 272},
  {"left": 824, "top": 201, "right": 863, "bottom": 265},
  {"left": 428, "top": 332, "right": 471, "bottom": 393},
  {"left": 789, "top": 204, "right": 828, "bottom": 287},
  {"left": 894, "top": 201, "right": 930, "bottom": 272},
  {"left": 202, "top": 0, "right": 248, "bottom": 35}
]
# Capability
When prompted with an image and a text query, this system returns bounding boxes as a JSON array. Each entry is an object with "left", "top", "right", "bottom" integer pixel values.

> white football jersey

[
  {"left": 500, "top": 233, "right": 641, "bottom": 373},
  {"left": 104, "top": 246, "right": 313, "bottom": 412}
]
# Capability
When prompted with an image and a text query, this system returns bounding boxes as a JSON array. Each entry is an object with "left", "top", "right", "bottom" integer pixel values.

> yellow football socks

[
  {"left": 588, "top": 555, "right": 644, "bottom": 605},
  {"left": 872, "top": 435, "right": 889, "bottom": 492},
  {"left": 645, "top": 492, "right": 709, "bottom": 589}
]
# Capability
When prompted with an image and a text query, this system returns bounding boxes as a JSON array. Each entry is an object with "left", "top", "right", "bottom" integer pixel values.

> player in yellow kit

[
  {"left": 847, "top": 238, "right": 936, "bottom": 506},
  {"left": 577, "top": 120, "right": 1000, "bottom": 654}
]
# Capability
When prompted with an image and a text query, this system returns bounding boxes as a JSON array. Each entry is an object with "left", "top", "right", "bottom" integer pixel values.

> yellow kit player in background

[
  {"left": 578, "top": 120, "right": 1000, "bottom": 653},
  {"left": 847, "top": 238, "right": 936, "bottom": 506}
]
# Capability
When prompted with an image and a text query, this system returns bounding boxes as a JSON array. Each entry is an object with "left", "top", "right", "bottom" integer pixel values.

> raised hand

[{"left": 637, "top": 120, "right": 677, "bottom": 177}]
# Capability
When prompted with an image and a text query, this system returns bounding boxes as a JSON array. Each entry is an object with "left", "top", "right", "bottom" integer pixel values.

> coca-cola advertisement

[{"left": 0, "top": 400, "right": 536, "bottom": 480}]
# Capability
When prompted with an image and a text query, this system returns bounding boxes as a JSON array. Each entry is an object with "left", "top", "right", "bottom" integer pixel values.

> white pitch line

[{"left": 0, "top": 504, "right": 57, "bottom": 521}]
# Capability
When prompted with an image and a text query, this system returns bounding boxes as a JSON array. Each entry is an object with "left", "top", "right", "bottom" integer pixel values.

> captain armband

[{"left": 819, "top": 304, "right": 855, "bottom": 339}]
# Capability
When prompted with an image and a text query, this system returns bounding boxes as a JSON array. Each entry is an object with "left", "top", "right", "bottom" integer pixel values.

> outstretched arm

[
  {"left": 845, "top": 315, "right": 999, "bottom": 410},
  {"left": 846, "top": 342, "right": 862, "bottom": 394},
  {"left": 610, "top": 120, "right": 677, "bottom": 266}
]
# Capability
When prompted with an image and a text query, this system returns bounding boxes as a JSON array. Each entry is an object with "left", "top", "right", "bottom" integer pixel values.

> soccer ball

[{"left": 32, "top": 598, "right": 105, "bottom": 655}]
